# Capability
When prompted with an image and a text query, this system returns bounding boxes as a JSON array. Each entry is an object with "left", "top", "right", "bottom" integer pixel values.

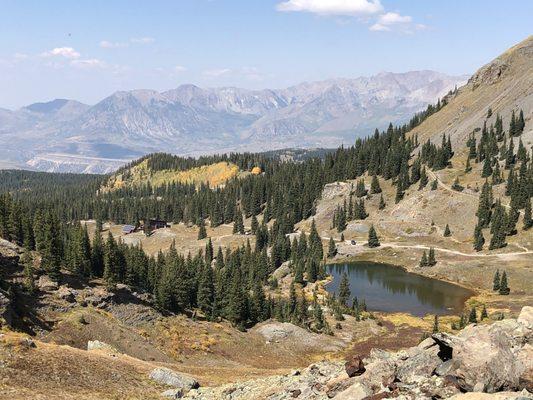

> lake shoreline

[
  {"left": 324, "top": 256, "right": 476, "bottom": 317},
  {"left": 326, "top": 250, "right": 480, "bottom": 297}
]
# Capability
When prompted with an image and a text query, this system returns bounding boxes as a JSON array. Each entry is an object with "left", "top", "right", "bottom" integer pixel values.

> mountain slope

[
  {"left": 0, "top": 71, "right": 465, "bottom": 173},
  {"left": 410, "top": 36, "right": 533, "bottom": 148}
]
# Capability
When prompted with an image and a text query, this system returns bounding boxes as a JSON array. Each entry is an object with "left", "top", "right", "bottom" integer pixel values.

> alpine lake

[{"left": 326, "top": 261, "right": 474, "bottom": 317}]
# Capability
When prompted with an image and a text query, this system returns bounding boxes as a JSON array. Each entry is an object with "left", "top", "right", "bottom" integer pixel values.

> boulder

[
  {"left": 87, "top": 340, "right": 117, "bottom": 352},
  {"left": 517, "top": 306, "right": 533, "bottom": 330},
  {"left": 272, "top": 261, "right": 291, "bottom": 281},
  {"left": 396, "top": 343, "right": 441, "bottom": 384},
  {"left": 38, "top": 275, "right": 58, "bottom": 291},
  {"left": 433, "top": 316, "right": 532, "bottom": 393},
  {"left": 149, "top": 367, "right": 199, "bottom": 391},
  {"left": 56, "top": 286, "right": 77, "bottom": 302},
  {"left": 335, "top": 382, "right": 373, "bottom": 400},
  {"left": 161, "top": 388, "right": 184, "bottom": 399},
  {"left": 345, "top": 355, "right": 365, "bottom": 377}
]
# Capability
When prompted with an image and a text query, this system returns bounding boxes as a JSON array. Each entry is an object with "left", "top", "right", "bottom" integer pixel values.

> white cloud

[
  {"left": 100, "top": 40, "right": 128, "bottom": 49},
  {"left": 203, "top": 68, "right": 232, "bottom": 78},
  {"left": 369, "top": 12, "right": 418, "bottom": 33},
  {"left": 276, "top": 0, "right": 383, "bottom": 16},
  {"left": 174, "top": 65, "right": 187, "bottom": 73},
  {"left": 41, "top": 47, "right": 81, "bottom": 59},
  {"left": 130, "top": 37, "right": 155, "bottom": 44},
  {"left": 13, "top": 53, "right": 29, "bottom": 61},
  {"left": 70, "top": 58, "right": 106, "bottom": 69}
]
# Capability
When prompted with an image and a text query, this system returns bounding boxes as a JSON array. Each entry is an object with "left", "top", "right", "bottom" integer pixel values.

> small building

[
  {"left": 141, "top": 219, "right": 170, "bottom": 233},
  {"left": 122, "top": 225, "right": 136, "bottom": 234}
]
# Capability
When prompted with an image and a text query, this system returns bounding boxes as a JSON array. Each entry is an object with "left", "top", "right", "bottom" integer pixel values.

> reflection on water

[{"left": 326, "top": 261, "right": 473, "bottom": 316}]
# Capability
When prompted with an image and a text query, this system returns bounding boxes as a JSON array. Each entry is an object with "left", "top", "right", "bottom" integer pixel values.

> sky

[{"left": 0, "top": 0, "right": 532, "bottom": 109}]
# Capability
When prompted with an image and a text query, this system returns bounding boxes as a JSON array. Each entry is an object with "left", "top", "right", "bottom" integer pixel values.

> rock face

[
  {"left": 183, "top": 307, "right": 533, "bottom": 399},
  {"left": 149, "top": 367, "right": 199, "bottom": 392}
]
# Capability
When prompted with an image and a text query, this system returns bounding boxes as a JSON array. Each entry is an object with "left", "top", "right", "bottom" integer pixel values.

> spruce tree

[
  {"left": 419, "top": 167, "right": 428, "bottom": 189},
  {"left": 523, "top": 200, "right": 532, "bottom": 230},
  {"left": 327, "top": 237, "right": 337, "bottom": 258},
  {"left": 419, "top": 251, "right": 428, "bottom": 267},
  {"left": 443, "top": 224, "right": 451, "bottom": 237},
  {"left": 499, "top": 271, "right": 510, "bottom": 295},
  {"left": 480, "top": 305, "right": 488, "bottom": 320},
  {"left": 473, "top": 224, "right": 485, "bottom": 251},
  {"left": 370, "top": 174, "right": 382, "bottom": 194},
  {"left": 367, "top": 225, "right": 380, "bottom": 248},
  {"left": 233, "top": 209, "right": 244, "bottom": 234},
  {"left": 427, "top": 247, "right": 436, "bottom": 266},
  {"left": 21, "top": 250, "right": 35, "bottom": 294},
  {"left": 431, "top": 179, "right": 438, "bottom": 190},
  {"left": 468, "top": 307, "right": 477, "bottom": 323},
  {"left": 198, "top": 218, "right": 207, "bottom": 240},
  {"left": 338, "top": 272, "right": 351, "bottom": 306}
]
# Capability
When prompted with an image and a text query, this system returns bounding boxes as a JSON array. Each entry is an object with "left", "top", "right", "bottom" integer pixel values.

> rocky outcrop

[
  {"left": 183, "top": 307, "right": 533, "bottom": 399},
  {"left": 149, "top": 367, "right": 199, "bottom": 393}
]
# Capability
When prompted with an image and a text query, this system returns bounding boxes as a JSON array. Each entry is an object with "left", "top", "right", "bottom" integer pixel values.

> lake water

[{"left": 326, "top": 261, "right": 473, "bottom": 316}]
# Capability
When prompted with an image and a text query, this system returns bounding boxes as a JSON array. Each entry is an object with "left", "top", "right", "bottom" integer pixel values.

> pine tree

[
  {"left": 91, "top": 230, "right": 105, "bottom": 277},
  {"left": 523, "top": 200, "right": 532, "bottom": 230},
  {"left": 21, "top": 250, "right": 35, "bottom": 294},
  {"left": 198, "top": 218, "right": 207, "bottom": 240},
  {"left": 197, "top": 265, "right": 215, "bottom": 317},
  {"left": 250, "top": 214, "right": 258, "bottom": 234},
  {"left": 480, "top": 305, "right": 488, "bottom": 320},
  {"left": 499, "top": 270, "right": 510, "bottom": 295},
  {"left": 419, "top": 250, "right": 428, "bottom": 267},
  {"left": 367, "top": 225, "right": 380, "bottom": 248},
  {"left": 419, "top": 167, "right": 428, "bottom": 189},
  {"left": 473, "top": 224, "right": 485, "bottom": 251},
  {"left": 481, "top": 157, "right": 493, "bottom": 178},
  {"left": 443, "top": 224, "right": 451, "bottom": 237},
  {"left": 431, "top": 179, "right": 438, "bottom": 190},
  {"left": 427, "top": 247, "right": 436, "bottom": 266},
  {"left": 370, "top": 174, "right": 382, "bottom": 194},
  {"left": 492, "top": 269, "right": 500, "bottom": 291},
  {"left": 327, "top": 237, "right": 337, "bottom": 258},
  {"left": 517, "top": 109, "right": 525, "bottom": 135},
  {"left": 232, "top": 209, "right": 244, "bottom": 234},
  {"left": 468, "top": 307, "right": 477, "bottom": 323},
  {"left": 338, "top": 272, "right": 351, "bottom": 306}
]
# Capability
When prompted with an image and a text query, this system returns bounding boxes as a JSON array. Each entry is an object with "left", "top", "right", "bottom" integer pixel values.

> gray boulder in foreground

[{"left": 150, "top": 367, "right": 199, "bottom": 392}]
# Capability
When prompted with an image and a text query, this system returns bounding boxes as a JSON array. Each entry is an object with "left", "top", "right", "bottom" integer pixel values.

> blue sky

[{"left": 0, "top": 0, "right": 531, "bottom": 108}]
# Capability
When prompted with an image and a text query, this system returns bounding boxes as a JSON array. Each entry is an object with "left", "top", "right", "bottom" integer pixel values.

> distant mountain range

[{"left": 0, "top": 70, "right": 467, "bottom": 173}]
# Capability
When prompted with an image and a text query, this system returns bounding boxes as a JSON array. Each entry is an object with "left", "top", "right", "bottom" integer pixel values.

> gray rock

[
  {"left": 161, "top": 388, "right": 184, "bottom": 399},
  {"left": 335, "top": 382, "right": 373, "bottom": 400},
  {"left": 38, "top": 275, "right": 58, "bottom": 291},
  {"left": 56, "top": 286, "right": 77, "bottom": 302},
  {"left": 517, "top": 306, "right": 533, "bottom": 330},
  {"left": 435, "top": 360, "right": 454, "bottom": 376},
  {"left": 149, "top": 367, "right": 199, "bottom": 391},
  {"left": 272, "top": 261, "right": 291, "bottom": 280},
  {"left": 87, "top": 340, "right": 117, "bottom": 352}
]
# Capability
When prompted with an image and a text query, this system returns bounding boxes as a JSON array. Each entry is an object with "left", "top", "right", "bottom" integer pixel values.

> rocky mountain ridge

[{"left": 0, "top": 70, "right": 465, "bottom": 173}]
